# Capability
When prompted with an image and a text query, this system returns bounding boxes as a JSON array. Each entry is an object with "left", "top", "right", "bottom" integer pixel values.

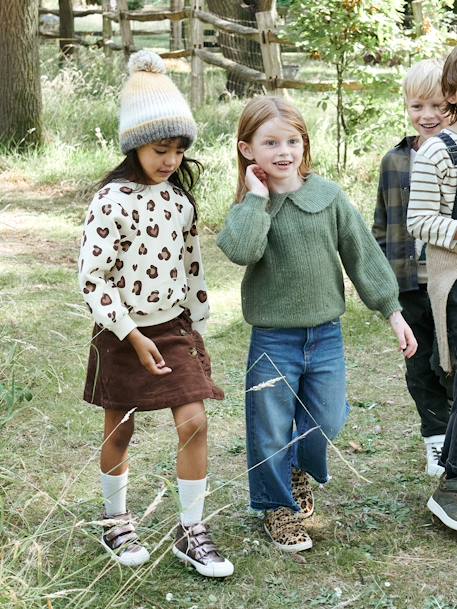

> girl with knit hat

[
  {"left": 217, "top": 96, "right": 417, "bottom": 552},
  {"left": 78, "top": 50, "right": 233, "bottom": 577}
]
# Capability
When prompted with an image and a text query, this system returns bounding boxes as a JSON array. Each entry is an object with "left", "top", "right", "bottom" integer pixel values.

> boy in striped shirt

[
  {"left": 373, "top": 60, "right": 450, "bottom": 478},
  {"left": 407, "top": 46, "right": 457, "bottom": 531}
]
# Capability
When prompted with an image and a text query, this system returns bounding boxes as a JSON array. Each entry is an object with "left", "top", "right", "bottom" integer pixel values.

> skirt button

[
  {"left": 189, "top": 347, "right": 198, "bottom": 357},
  {"left": 179, "top": 328, "right": 187, "bottom": 335}
]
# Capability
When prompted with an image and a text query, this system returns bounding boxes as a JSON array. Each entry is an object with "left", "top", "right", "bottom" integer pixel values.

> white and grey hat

[{"left": 119, "top": 50, "right": 197, "bottom": 154}]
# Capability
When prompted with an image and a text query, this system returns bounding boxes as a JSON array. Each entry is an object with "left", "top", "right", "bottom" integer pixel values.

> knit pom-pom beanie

[{"left": 119, "top": 49, "right": 197, "bottom": 154}]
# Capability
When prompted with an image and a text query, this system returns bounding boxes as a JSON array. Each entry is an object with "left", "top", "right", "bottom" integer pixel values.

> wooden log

[
  {"left": 194, "top": 9, "right": 259, "bottom": 39},
  {"left": 160, "top": 49, "right": 192, "bottom": 59},
  {"left": 120, "top": 9, "right": 190, "bottom": 22},
  {"left": 39, "top": 8, "right": 103, "bottom": 17},
  {"left": 412, "top": 0, "right": 424, "bottom": 36},
  {"left": 255, "top": 2, "right": 284, "bottom": 95},
  {"left": 59, "top": 0, "right": 75, "bottom": 60},
  {"left": 190, "top": 0, "right": 205, "bottom": 109},
  {"left": 102, "top": 0, "right": 112, "bottom": 57},
  {"left": 117, "top": 0, "right": 134, "bottom": 61},
  {"left": 195, "top": 49, "right": 265, "bottom": 83},
  {"left": 276, "top": 78, "right": 365, "bottom": 92},
  {"left": 170, "top": 0, "right": 185, "bottom": 51}
]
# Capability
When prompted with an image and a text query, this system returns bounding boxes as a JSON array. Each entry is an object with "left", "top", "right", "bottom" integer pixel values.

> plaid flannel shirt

[{"left": 372, "top": 136, "right": 420, "bottom": 292}]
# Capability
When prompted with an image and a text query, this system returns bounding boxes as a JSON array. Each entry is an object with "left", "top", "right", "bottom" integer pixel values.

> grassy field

[{"left": 1, "top": 46, "right": 457, "bottom": 609}]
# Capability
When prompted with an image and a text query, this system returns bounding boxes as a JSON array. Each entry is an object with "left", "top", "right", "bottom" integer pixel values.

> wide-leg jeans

[{"left": 245, "top": 321, "right": 349, "bottom": 512}]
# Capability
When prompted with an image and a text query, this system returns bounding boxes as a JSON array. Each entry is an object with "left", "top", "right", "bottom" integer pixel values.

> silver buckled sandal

[
  {"left": 172, "top": 522, "right": 234, "bottom": 577},
  {"left": 101, "top": 511, "right": 150, "bottom": 567}
]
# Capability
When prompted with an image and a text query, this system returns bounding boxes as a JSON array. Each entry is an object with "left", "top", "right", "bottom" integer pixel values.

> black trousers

[
  {"left": 438, "top": 281, "right": 457, "bottom": 477},
  {"left": 399, "top": 287, "right": 450, "bottom": 438}
]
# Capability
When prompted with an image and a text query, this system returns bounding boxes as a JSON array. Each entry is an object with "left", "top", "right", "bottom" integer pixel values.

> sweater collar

[{"left": 268, "top": 173, "right": 340, "bottom": 217}]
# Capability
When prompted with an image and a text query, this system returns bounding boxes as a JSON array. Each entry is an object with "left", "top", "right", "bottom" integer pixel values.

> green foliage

[
  {"left": 286, "top": 0, "right": 405, "bottom": 171},
  {"left": 0, "top": 345, "right": 33, "bottom": 430}
]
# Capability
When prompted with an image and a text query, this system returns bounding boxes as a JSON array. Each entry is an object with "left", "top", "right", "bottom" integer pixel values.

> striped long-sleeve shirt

[{"left": 407, "top": 129, "right": 457, "bottom": 250}]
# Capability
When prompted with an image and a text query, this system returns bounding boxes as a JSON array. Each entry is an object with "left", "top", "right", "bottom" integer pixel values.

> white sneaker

[{"left": 424, "top": 435, "right": 445, "bottom": 477}]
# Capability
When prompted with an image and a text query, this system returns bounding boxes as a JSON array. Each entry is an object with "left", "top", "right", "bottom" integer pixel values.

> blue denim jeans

[{"left": 245, "top": 321, "right": 349, "bottom": 512}]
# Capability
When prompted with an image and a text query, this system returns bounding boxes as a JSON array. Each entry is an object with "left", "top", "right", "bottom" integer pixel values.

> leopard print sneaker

[
  {"left": 291, "top": 467, "right": 314, "bottom": 518},
  {"left": 264, "top": 506, "right": 313, "bottom": 552}
]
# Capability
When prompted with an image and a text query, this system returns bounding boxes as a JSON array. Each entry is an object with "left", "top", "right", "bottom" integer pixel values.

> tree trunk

[
  {"left": 59, "top": 0, "right": 75, "bottom": 62},
  {"left": 0, "top": 0, "right": 42, "bottom": 148}
]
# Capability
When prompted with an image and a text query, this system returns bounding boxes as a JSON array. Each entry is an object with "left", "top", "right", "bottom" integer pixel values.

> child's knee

[
  {"left": 177, "top": 411, "right": 208, "bottom": 444},
  {"left": 107, "top": 419, "right": 134, "bottom": 449}
]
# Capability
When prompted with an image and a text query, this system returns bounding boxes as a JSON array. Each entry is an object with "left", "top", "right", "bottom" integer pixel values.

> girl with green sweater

[{"left": 217, "top": 96, "right": 417, "bottom": 553}]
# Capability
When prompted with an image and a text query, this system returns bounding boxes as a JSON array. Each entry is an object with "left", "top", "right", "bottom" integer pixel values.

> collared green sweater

[{"left": 217, "top": 174, "right": 400, "bottom": 328}]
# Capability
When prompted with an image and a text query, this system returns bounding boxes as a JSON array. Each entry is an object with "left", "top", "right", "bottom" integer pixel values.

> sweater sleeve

[
  {"left": 183, "top": 220, "right": 209, "bottom": 335},
  {"left": 371, "top": 158, "right": 388, "bottom": 255},
  {"left": 407, "top": 143, "right": 457, "bottom": 249},
  {"left": 216, "top": 193, "right": 271, "bottom": 265},
  {"left": 78, "top": 196, "right": 136, "bottom": 340},
  {"left": 337, "top": 192, "right": 400, "bottom": 318}
]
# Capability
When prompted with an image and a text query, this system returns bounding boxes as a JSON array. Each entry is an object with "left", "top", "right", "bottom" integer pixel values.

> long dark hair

[{"left": 98, "top": 138, "right": 203, "bottom": 217}]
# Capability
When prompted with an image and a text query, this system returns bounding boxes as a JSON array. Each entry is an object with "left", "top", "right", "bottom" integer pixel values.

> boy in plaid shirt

[{"left": 372, "top": 60, "right": 450, "bottom": 476}]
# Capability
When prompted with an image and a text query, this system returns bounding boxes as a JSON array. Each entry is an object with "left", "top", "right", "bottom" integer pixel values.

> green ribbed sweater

[{"left": 217, "top": 174, "right": 400, "bottom": 328}]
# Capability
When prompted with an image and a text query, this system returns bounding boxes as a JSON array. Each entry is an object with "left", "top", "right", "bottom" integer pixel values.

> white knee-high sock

[
  {"left": 101, "top": 470, "right": 128, "bottom": 516},
  {"left": 178, "top": 477, "right": 207, "bottom": 526}
]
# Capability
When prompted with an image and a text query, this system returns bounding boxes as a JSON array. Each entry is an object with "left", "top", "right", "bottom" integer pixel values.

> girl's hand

[
  {"left": 245, "top": 164, "right": 269, "bottom": 198},
  {"left": 127, "top": 328, "right": 172, "bottom": 375},
  {"left": 388, "top": 311, "right": 417, "bottom": 359}
]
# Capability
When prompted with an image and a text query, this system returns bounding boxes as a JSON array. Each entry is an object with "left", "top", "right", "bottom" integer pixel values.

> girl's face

[
  {"left": 137, "top": 139, "right": 186, "bottom": 184},
  {"left": 238, "top": 117, "right": 305, "bottom": 186}
]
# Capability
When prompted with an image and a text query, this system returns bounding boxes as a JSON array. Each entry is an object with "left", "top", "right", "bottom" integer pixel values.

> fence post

[
  {"left": 411, "top": 0, "right": 424, "bottom": 36},
  {"left": 102, "top": 0, "right": 113, "bottom": 57},
  {"left": 190, "top": 0, "right": 204, "bottom": 110},
  {"left": 117, "top": 0, "right": 134, "bottom": 61},
  {"left": 170, "top": 0, "right": 184, "bottom": 51},
  {"left": 59, "top": 0, "right": 75, "bottom": 62},
  {"left": 255, "top": 0, "right": 284, "bottom": 95}
]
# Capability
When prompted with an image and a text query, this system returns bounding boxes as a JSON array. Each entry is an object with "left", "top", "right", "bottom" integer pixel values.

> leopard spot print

[
  {"left": 197, "top": 290, "right": 207, "bottom": 303},
  {"left": 97, "top": 227, "right": 109, "bottom": 238},
  {"left": 101, "top": 294, "right": 112, "bottom": 306},
  {"left": 189, "top": 262, "right": 199, "bottom": 276},
  {"left": 83, "top": 281, "right": 96, "bottom": 294},
  {"left": 147, "top": 224, "right": 159, "bottom": 238}
]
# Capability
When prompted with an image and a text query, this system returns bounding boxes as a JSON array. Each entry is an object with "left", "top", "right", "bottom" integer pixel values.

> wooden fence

[{"left": 39, "top": 0, "right": 454, "bottom": 109}]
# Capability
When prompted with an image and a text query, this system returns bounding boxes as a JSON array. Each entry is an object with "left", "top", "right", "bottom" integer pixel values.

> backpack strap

[{"left": 436, "top": 132, "right": 457, "bottom": 220}]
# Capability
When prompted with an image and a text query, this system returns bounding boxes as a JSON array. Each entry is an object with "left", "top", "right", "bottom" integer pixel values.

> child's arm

[
  {"left": 78, "top": 197, "right": 137, "bottom": 341},
  {"left": 182, "top": 218, "right": 210, "bottom": 334},
  {"left": 217, "top": 165, "right": 271, "bottom": 266},
  {"left": 127, "top": 328, "right": 172, "bottom": 375},
  {"left": 407, "top": 144, "right": 457, "bottom": 250},
  {"left": 388, "top": 310, "right": 417, "bottom": 358},
  {"left": 337, "top": 192, "right": 417, "bottom": 356}
]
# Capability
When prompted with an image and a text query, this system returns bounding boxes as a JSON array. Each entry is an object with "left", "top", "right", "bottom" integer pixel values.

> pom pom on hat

[
  {"left": 127, "top": 50, "right": 166, "bottom": 75},
  {"left": 119, "top": 49, "right": 197, "bottom": 154}
]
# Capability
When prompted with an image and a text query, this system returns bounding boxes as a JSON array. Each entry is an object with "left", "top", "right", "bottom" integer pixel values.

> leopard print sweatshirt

[{"left": 78, "top": 181, "right": 209, "bottom": 340}]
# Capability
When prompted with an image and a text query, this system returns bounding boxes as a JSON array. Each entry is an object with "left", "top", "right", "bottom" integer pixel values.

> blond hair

[
  {"left": 403, "top": 59, "right": 443, "bottom": 101},
  {"left": 235, "top": 96, "right": 311, "bottom": 203}
]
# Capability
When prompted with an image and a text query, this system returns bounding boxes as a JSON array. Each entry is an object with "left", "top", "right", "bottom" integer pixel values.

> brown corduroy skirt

[{"left": 83, "top": 312, "right": 224, "bottom": 411}]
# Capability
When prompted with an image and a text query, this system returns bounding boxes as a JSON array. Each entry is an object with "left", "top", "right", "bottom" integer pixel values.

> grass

[{"left": 1, "top": 44, "right": 457, "bottom": 609}]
